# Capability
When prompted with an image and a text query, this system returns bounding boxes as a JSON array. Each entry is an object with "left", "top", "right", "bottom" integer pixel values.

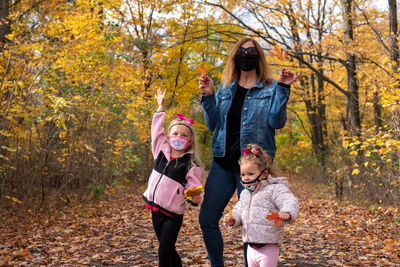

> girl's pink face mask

[{"left": 168, "top": 136, "right": 190, "bottom": 151}]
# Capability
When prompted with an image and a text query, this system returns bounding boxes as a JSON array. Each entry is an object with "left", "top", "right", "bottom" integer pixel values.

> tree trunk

[
  {"left": 341, "top": 0, "right": 361, "bottom": 137},
  {"left": 0, "top": 0, "right": 10, "bottom": 49},
  {"left": 373, "top": 90, "right": 382, "bottom": 132},
  {"left": 389, "top": 0, "right": 399, "bottom": 72},
  {"left": 388, "top": 0, "right": 400, "bottom": 178},
  {"left": 304, "top": 73, "right": 328, "bottom": 168}
]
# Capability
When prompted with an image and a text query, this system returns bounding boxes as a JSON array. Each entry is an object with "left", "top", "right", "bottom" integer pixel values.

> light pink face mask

[{"left": 168, "top": 136, "right": 190, "bottom": 151}]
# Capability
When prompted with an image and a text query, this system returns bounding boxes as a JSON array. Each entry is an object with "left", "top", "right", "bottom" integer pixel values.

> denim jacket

[{"left": 201, "top": 79, "right": 290, "bottom": 159}]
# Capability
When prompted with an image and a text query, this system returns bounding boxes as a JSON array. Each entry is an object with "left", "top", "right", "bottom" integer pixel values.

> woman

[{"left": 198, "top": 37, "right": 300, "bottom": 266}]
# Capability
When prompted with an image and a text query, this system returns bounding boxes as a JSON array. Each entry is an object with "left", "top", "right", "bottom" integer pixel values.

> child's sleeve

[
  {"left": 272, "top": 184, "right": 299, "bottom": 221},
  {"left": 184, "top": 166, "right": 203, "bottom": 206},
  {"left": 151, "top": 112, "right": 168, "bottom": 157},
  {"left": 230, "top": 193, "right": 246, "bottom": 227}
]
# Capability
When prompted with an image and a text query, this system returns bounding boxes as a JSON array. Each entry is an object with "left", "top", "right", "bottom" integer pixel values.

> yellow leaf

[
  {"left": 84, "top": 144, "right": 96, "bottom": 152},
  {"left": 0, "top": 130, "right": 13, "bottom": 137},
  {"left": 184, "top": 185, "right": 203, "bottom": 198},
  {"left": 4, "top": 195, "right": 23, "bottom": 204},
  {"left": 352, "top": 169, "right": 360, "bottom": 175}
]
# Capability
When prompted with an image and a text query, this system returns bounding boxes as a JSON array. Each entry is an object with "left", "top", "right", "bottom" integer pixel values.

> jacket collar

[{"left": 225, "top": 78, "right": 264, "bottom": 90}]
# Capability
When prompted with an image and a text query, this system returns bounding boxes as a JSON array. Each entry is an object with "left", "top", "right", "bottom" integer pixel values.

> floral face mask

[{"left": 168, "top": 136, "right": 190, "bottom": 151}]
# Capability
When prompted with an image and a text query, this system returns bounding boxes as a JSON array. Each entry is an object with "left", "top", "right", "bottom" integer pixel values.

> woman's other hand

[
  {"left": 278, "top": 68, "right": 301, "bottom": 85},
  {"left": 199, "top": 75, "right": 214, "bottom": 95}
]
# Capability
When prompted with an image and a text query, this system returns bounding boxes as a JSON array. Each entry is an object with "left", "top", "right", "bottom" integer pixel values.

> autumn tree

[{"left": 201, "top": 0, "right": 399, "bottom": 203}]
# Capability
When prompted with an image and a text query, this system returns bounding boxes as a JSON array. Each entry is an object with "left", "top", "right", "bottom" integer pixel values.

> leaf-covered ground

[{"left": 1, "top": 178, "right": 399, "bottom": 266}]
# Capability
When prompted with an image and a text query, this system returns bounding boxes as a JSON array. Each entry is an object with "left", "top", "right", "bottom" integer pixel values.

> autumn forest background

[{"left": 0, "top": 0, "right": 399, "bottom": 266}]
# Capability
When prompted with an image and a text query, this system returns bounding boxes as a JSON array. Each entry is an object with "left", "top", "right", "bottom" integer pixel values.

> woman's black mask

[{"left": 234, "top": 54, "right": 259, "bottom": 72}]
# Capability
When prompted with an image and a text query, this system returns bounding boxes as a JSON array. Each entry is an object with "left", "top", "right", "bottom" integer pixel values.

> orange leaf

[
  {"left": 270, "top": 45, "right": 287, "bottom": 61},
  {"left": 196, "top": 67, "right": 207, "bottom": 76},
  {"left": 274, "top": 44, "right": 282, "bottom": 55},
  {"left": 268, "top": 50, "right": 279, "bottom": 57},
  {"left": 266, "top": 210, "right": 282, "bottom": 227},
  {"left": 282, "top": 50, "right": 287, "bottom": 60},
  {"left": 228, "top": 208, "right": 232, "bottom": 218}
]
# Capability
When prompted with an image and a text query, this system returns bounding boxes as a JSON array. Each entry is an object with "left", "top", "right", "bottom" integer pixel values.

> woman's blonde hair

[
  {"left": 238, "top": 144, "right": 277, "bottom": 178},
  {"left": 221, "top": 38, "right": 273, "bottom": 88},
  {"left": 168, "top": 117, "right": 203, "bottom": 170}
]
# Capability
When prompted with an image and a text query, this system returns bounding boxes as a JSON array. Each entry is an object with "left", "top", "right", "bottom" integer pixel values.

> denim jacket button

[
  {"left": 244, "top": 107, "right": 248, "bottom": 111},
  {"left": 242, "top": 122, "right": 246, "bottom": 125},
  {"left": 247, "top": 96, "right": 251, "bottom": 99}
]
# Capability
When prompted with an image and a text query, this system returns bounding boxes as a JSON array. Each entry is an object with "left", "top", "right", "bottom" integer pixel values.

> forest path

[{"left": 1, "top": 178, "right": 399, "bottom": 266}]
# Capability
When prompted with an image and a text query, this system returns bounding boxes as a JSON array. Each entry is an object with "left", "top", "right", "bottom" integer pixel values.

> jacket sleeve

[
  {"left": 151, "top": 112, "right": 168, "bottom": 157},
  {"left": 230, "top": 192, "right": 246, "bottom": 227},
  {"left": 271, "top": 184, "right": 299, "bottom": 221},
  {"left": 184, "top": 166, "right": 204, "bottom": 206},
  {"left": 268, "top": 83, "right": 290, "bottom": 129},
  {"left": 200, "top": 84, "right": 223, "bottom": 131}
]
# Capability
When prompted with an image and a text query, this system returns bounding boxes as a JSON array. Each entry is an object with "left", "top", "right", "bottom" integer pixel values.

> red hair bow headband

[
  {"left": 243, "top": 148, "right": 261, "bottom": 156},
  {"left": 177, "top": 113, "right": 194, "bottom": 124}
]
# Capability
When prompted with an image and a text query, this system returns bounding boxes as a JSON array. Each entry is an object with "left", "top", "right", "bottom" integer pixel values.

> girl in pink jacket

[
  {"left": 143, "top": 89, "right": 204, "bottom": 267},
  {"left": 225, "top": 144, "right": 299, "bottom": 267}
]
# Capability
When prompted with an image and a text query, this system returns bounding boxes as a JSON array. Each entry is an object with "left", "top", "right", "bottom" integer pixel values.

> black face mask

[{"left": 234, "top": 54, "right": 259, "bottom": 72}]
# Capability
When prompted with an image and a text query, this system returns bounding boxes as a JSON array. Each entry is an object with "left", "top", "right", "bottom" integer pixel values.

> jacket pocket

[
  {"left": 154, "top": 177, "right": 185, "bottom": 212},
  {"left": 217, "top": 94, "right": 231, "bottom": 112}
]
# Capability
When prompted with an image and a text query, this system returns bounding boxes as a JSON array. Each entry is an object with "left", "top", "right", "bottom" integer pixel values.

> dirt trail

[{"left": 0, "top": 178, "right": 399, "bottom": 266}]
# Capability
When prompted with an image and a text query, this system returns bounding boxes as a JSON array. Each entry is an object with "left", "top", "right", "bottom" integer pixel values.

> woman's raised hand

[
  {"left": 278, "top": 68, "right": 301, "bottom": 85},
  {"left": 155, "top": 89, "right": 166, "bottom": 112},
  {"left": 199, "top": 74, "right": 214, "bottom": 95}
]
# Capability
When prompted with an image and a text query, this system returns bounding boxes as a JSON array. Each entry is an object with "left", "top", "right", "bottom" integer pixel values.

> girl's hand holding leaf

[
  {"left": 224, "top": 214, "right": 234, "bottom": 226},
  {"left": 191, "top": 194, "right": 202, "bottom": 204}
]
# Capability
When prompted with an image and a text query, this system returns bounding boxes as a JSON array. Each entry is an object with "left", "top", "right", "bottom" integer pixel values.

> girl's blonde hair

[
  {"left": 221, "top": 38, "right": 273, "bottom": 88},
  {"left": 238, "top": 144, "right": 277, "bottom": 178},
  {"left": 168, "top": 118, "right": 203, "bottom": 170}
]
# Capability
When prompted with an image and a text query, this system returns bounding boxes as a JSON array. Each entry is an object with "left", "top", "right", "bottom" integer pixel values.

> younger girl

[
  {"left": 224, "top": 144, "right": 299, "bottom": 267},
  {"left": 143, "top": 89, "right": 204, "bottom": 267}
]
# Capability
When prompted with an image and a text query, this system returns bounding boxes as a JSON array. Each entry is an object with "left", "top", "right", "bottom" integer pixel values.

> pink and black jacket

[{"left": 143, "top": 112, "right": 203, "bottom": 216}]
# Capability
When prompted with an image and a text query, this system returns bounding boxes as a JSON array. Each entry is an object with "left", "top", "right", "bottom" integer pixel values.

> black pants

[{"left": 151, "top": 210, "right": 183, "bottom": 267}]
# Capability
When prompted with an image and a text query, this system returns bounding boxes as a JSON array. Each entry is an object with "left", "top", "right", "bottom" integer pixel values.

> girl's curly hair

[{"left": 238, "top": 144, "right": 277, "bottom": 177}]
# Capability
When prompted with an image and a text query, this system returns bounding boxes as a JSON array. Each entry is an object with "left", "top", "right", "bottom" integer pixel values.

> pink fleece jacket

[{"left": 143, "top": 112, "right": 203, "bottom": 215}]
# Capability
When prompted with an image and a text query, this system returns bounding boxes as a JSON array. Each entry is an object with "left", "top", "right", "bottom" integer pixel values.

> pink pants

[{"left": 247, "top": 244, "right": 279, "bottom": 267}]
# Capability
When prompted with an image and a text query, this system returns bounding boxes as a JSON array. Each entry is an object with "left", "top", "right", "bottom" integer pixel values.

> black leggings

[{"left": 151, "top": 210, "right": 183, "bottom": 267}]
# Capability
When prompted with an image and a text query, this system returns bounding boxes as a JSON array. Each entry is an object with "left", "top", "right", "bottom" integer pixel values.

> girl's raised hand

[
  {"left": 155, "top": 89, "right": 166, "bottom": 112},
  {"left": 278, "top": 68, "right": 301, "bottom": 85}
]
